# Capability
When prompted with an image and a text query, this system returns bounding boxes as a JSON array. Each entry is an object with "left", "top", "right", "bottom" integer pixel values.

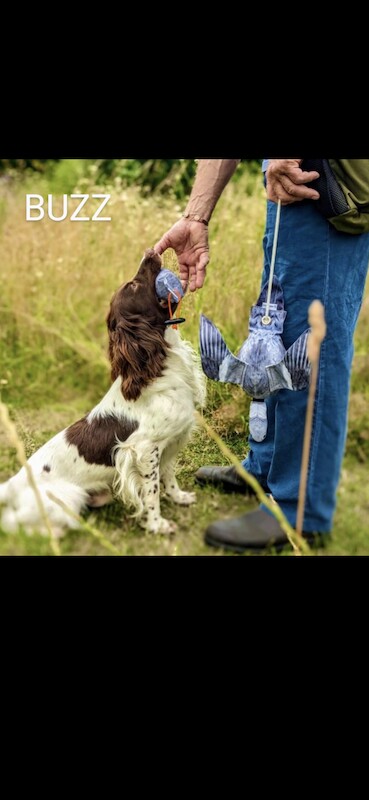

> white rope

[{"left": 262, "top": 198, "right": 281, "bottom": 325}]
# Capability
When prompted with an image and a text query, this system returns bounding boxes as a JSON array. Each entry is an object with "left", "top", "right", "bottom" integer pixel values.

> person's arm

[
  {"left": 183, "top": 158, "right": 241, "bottom": 222},
  {"left": 154, "top": 159, "right": 240, "bottom": 292},
  {"left": 266, "top": 159, "right": 320, "bottom": 204}
]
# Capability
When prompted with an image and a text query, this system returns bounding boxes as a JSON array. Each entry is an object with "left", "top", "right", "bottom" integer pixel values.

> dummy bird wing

[
  {"left": 199, "top": 314, "right": 246, "bottom": 385},
  {"left": 284, "top": 329, "right": 311, "bottom": 389},
  {"left": 266, "top": 330, "right": 311, "bottom": 393}
]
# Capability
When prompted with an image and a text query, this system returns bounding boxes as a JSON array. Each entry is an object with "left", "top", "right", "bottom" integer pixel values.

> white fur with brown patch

[{"left": 0, "top": 326, "right": 206, "bottom": 537}]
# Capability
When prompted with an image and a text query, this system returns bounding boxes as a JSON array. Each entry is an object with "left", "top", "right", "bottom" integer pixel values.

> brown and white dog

[{"left": 0, "top": 250, "right": 206, "bottom": 537}]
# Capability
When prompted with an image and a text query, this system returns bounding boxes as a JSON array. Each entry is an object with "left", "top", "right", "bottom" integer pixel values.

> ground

[{"left": 1, "top": 404, "right": 368, "bottom": 557}]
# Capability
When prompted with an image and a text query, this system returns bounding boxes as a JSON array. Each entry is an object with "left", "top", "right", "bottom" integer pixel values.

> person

[{"left": 154, "top": 159, "right": 369, "bottom": 552}]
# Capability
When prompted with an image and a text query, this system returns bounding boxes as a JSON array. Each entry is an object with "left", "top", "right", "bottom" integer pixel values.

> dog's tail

[
  {"left": 0, "top": 480, "right": 11, "bottom": 505},
  {"left": 0, "top": 473, "right": 88, "bottom": 537},
  {"left": 113, "top": 437, "right": 153, "bottom": 518}
]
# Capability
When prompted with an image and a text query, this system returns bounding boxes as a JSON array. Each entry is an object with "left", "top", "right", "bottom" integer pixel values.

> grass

[{"left": 1, "top": 164, "right": 369, "bottom": 556}]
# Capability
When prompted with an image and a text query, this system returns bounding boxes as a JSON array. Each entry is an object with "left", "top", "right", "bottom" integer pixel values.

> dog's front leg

[
  {"left": 139, "top": 446, "right": 177, "bottom": 535},
  {"left": 160, "top": 439, "right": 196, "bottom": 506},
  {"left": 160, "top": 462, "right": 196, "bottom": 506}
]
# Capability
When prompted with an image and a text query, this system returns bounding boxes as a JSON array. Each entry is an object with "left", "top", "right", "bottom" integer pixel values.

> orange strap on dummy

[{"left": 165, "top": 290, "right": 186, "bottom": 329}]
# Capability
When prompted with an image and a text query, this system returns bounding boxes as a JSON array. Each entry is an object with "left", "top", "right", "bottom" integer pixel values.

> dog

[{"left": 0, "top": 249, "right": 206, "bottom": 537}]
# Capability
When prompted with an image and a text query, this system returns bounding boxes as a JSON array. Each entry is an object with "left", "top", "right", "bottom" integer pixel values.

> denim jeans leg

[{"left": 243, "top": 199, "right": 369, "bottom": 532}]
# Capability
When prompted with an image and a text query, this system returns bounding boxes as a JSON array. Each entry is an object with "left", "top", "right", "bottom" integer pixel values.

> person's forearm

[{"left": 184, "top": 159, "right": 240, "bottom": 222}]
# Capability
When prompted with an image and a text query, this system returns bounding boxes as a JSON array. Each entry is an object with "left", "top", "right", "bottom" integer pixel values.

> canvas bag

[{"left": 301, "top": 159, "right": 369, "bottom": 234}]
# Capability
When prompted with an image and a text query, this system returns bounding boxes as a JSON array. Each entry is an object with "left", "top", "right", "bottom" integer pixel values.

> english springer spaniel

[{"left": 0, "top": 249, "right": 206, "bottom": 537}]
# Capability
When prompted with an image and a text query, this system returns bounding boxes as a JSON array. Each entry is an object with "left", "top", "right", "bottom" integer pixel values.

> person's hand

[
  {"left": 154, "top": 218, "right": 209, "bottom": 292},
  {"left": 267, "top": 159, "right": 320, "bottom": 205}
]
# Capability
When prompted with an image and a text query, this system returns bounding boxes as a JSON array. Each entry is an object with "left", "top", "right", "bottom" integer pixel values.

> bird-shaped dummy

[{"left": 199, "top": 275, "right": 311, "bottom": 442}]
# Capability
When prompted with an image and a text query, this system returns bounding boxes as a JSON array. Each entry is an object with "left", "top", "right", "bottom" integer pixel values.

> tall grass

[
  {"left": 0, "top": 166, "right": 265, "bottom": 413},
  {"left": 1, "top": 163, "right": 368, "bottom": 437}
]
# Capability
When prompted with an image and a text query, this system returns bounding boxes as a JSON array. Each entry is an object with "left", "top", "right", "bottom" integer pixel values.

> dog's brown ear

[{"left": 109, "top": 315, "right": 168, "bottom": 401}]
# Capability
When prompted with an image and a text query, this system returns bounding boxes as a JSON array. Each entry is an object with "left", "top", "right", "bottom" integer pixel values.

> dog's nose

[
  {"left": 137, "top": 249, "right": 162, "bottom": 277},
  {"left": 143, "top": 248, "right": 162, "bottom": 268}
]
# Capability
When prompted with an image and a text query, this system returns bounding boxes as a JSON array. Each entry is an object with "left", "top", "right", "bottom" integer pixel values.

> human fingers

[
  {"left": 194, "top": 251, "right": 209, "bottom": 290},
  {"left": 267, "top": 178, "right": 319, "bottom": 205},
  {"left": 178, "top": 261, "right": 190, "bottom": 292},
  {"left": 187, "top": 264, "right": 198, "bottom": 293},
  {"left": 154, "top": 229, "right": 177, "bottom": 255},
  {"left": 267, "top": 159, "right": 320, "bottom": 203},
  {"left": 279, "top": 159, "right": 320, "bottom": 185},
  {"left": 278, "top": 174, "right": 320, "bottom": 200},
  {"left": 291, "top": 169, "right": 320, "bottom": 185}
]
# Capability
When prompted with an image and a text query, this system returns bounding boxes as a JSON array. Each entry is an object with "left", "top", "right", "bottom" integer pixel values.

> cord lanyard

[
  {"left": 165, "top": 290, "right": 186, "bottom": 329},
  {"left": 262, "top": 199, "right": 281, "bottom": 326}
]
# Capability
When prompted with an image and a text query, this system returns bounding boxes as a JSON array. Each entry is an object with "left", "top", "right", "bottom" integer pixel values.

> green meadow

[{"left": 1, "top": 161, "right": 368, "bottom": 556}]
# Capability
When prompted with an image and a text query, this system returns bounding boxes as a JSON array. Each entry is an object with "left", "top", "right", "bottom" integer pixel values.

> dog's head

[{"left": 107, "top": 248, "right": 179, "bottom": 401}]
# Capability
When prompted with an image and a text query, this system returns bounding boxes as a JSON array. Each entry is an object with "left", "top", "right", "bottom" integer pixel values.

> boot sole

[
  {"left": 204, "top": 531, "right": 326, "bottom": 554},
  {"left": 195, "top": 477, "right": 260, "bottom": 496}
]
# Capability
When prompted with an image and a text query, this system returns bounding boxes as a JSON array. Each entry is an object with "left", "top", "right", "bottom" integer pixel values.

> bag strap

[{"left": 301, "top": 158, "right": 350, "bottom": 218}]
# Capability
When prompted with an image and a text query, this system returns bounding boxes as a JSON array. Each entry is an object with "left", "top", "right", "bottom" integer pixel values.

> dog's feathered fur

[{"left": 0, "top": 250, "right": 206, "bottom": 537}]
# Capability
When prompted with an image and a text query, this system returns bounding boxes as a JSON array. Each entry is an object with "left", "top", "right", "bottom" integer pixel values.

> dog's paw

[
  {"left": 86, "top": 489, "right": 113, "bottom": 508},
  {"left": 147, "top": 517, "right": 177, "bottom": 535},
  {"left": 50, "top": 526, "right": 67, "bottom": 540},
  {"left": 171, "top": 490, "right": 196, "bottom": 506}
]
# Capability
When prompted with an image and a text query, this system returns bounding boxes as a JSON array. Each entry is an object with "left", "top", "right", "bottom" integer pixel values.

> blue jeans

[{"left": 243, "top": 200, "right": 369, "bottom": 532}]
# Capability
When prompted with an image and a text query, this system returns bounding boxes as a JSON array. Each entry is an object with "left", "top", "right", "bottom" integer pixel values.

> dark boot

[
  {"left": 195, "top": 465, "right": 269, "bottom": 496},
  {"left": 204, "top": 508, "right": 328, "bottom": 553}
]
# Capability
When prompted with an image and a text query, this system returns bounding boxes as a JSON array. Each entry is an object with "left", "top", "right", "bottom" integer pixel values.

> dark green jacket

[{"left": 329, "top": 159, "right": 369, "bottom": 234}]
